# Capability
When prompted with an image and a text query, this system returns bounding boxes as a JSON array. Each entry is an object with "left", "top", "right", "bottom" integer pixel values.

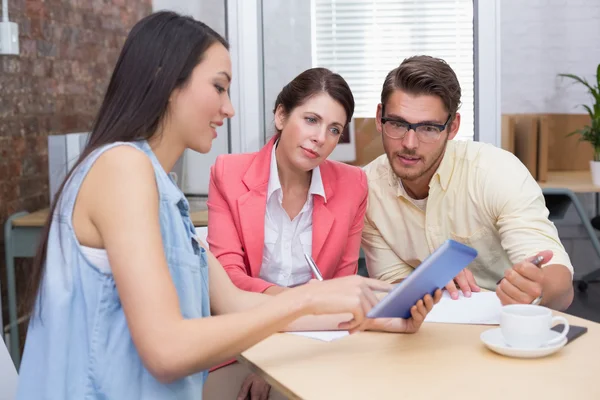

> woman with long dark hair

[{"left": 16, "top": 11, "right": 440, "bottom": 399}]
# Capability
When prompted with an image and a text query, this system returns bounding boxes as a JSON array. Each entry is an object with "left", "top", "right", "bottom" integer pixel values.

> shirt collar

[
  {"left": 434, "top": 140, "right": 455, "bottom": 191},
  {"left": 386, "top": 167, "right": 408, "bottom": 199},
  {"left": 267, "top": 141, "right": 326, "bottom": 202}
]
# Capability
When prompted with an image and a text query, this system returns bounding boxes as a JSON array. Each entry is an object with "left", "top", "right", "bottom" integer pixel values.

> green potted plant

[{"left": 559, "top": 63, "right": 600, "bottom": 185}]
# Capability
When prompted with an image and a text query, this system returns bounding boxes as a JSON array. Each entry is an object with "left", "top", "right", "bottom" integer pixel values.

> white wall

[
  {"left": 501, "top": 0, "right": 600, "bottom": 114},
  {"left": 151, "top": 0, "right": 229, "bottom": 195},
  {"left": 151, "top": 0, "right": 202, "bottom": 19},
  {"left": 262, "top": 1, "right": 313, "bottom": 138}
]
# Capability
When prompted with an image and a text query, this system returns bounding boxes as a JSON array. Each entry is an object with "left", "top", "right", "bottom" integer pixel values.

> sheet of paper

[
  {"left": 424, "top": 291, "right": 502, "bottom": 325},
  {"left": 286, "top": 330, "right": 350, "bottom": 342}
]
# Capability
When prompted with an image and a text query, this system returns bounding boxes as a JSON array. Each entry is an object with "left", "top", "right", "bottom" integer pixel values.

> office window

[{"left": 312, "top": 0, "right": 474, "bottom": 140}]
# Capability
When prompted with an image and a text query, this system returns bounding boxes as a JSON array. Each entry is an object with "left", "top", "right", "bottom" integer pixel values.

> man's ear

[
  {"left": 447, "top": 112, "right": 461, "bottom": 140},
  {"left": 375, "top": 103, "right": 383, "bottom": 134},
  {"left": 274, "top": 104, "right": 287, "bottom": 132}
]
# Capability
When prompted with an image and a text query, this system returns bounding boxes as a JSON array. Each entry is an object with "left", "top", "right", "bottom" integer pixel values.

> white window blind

[{"left": 311, "top": 0, "right": 474, "bottom": 140}]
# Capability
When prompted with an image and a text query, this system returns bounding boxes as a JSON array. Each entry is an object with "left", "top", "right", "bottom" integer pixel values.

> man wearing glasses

[{"left": 361, "top": 56, "right": 574, "bottom": 311}]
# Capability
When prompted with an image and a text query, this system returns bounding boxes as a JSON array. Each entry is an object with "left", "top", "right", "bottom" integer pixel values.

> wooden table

[
  {"left": 240, "top": 314, "right": 599, "bottom": 399},
  {"left": 10, "top": 208, "right": 209, "bottom": 227},
  {"left": 3, "top": 207, "right": 208, "bottom": 366},
  {"left": 538, "top": 170, "right": 600, "bottom": 192}
]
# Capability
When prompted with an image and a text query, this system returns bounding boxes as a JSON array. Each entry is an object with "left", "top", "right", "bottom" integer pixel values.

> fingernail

[
  {"left": 465, "top": 291, "right": 471, "bottom": 297},
  {"left": 451, "top": 292, "right": 458, "bottom": 299}
]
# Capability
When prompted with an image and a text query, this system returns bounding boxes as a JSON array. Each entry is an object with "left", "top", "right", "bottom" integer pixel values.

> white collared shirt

[{"left": 259, "top": 143, "right": 326, "bottom": 287}]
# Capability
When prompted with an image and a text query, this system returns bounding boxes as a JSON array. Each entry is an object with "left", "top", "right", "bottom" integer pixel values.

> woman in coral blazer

[
  {"left": 204, "top": 67, "right": 367, "bottom": 399},
  {"left": 207, "top": 68, "right": 367, "bottom": 295}
]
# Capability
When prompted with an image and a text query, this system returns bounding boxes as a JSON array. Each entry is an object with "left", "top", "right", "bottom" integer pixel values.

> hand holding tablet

[{"left": 367, "top": 240, "right": 478, "bottom": 319}]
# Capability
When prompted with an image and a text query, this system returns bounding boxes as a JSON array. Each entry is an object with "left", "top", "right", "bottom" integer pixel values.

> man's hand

[
  {"left": 237, "top": 373, "right": 271, "bottom": 400},
  {"left": 496, "top": 251, "right": 551, "bottom": 305},
  {"left": 445, "top": 269, "right": 481, "bottom": 299}
]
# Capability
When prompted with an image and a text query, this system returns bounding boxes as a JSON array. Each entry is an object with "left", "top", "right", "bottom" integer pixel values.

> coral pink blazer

[{"left": 207, "top": 136, "right": 367, "bottom": 292}]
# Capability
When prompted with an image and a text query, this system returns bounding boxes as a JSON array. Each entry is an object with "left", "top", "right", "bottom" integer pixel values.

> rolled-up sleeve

[{"left": 361, "top": 212, "right": 414, "bottom": 283}]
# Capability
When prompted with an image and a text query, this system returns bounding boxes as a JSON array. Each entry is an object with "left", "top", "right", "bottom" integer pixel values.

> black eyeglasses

[{"left": 380, "top": 105, "right": 452, "bottom": 143}]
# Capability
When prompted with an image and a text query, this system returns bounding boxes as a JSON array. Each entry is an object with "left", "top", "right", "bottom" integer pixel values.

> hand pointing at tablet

[{"left": 290, "top": 276, "right": 442, "bottom": 334}]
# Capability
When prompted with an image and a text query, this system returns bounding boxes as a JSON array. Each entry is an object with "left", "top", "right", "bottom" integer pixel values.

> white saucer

[{"left": 480, "top": 328, "right": 567, "bottom": 359}]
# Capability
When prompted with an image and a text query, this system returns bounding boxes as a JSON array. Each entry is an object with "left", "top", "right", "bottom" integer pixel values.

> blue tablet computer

[{"left": 367, "top": 239, "right": 478, "bottom": 319}]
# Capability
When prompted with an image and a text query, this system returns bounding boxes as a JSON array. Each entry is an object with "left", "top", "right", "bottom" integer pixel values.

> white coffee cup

[{"left": 500, "top": 304, "right": 569, "bottom": 348}]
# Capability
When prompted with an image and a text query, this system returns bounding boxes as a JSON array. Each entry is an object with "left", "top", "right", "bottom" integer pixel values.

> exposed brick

[
  {"left": 0, "top": 168, "right": 9, "bottom": 188},
  {"left": 23, "top": 117, "right": 41, "bottom": 137},
  {"left": 25, "top": 0, "right": 45, "bottom": 19},
  {"left": 6, "top": 159, "right": 23, "bottom": 178},
  {"left": 0, "top": 0, "right": 152, "bottom": 331},
  {"left": 2, "top": 57, "right": 22, "bottom": 74},
  {"left": 19, "top": 177, "right": 47, "bottom": 197},
  {"left": 31, "top": 60, "right": 43, "bottom": 76},
  {"left": 41, "top": 19, "right": 54, "bottom": 40},
  {"left": 8, "top": 0, "right": 25, "bottom": 13},
  {"left": 36, "top": 39, "right": 58, "bottom": 57},
  {"left": 0, "top": 137, "right": 10, "bottom": 158},
  {"left": 18, "top": 18, "right": 31, "bottom": 38},
  {"left": 11, "top": 135, "right": 26, "bottom": 155},
  {"left": 1, "top": 76, "right": 27, "bottom": 95},
  {"left": 20, "top": 38, "right": 37, "bottom": 57},
  {"left": 2, "top": 179, "right": 19, "bottom": 202},
  {"left": 0, "top": 96, "right": 16, "bottom": 119},
  {"left": 61, "top": 115, "right": 78, "bottom": 131},
  {"left": 29, "top": 17, "right": 43, "bottom": 39}
]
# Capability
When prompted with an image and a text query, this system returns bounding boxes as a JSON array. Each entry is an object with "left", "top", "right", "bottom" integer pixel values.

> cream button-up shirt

[{"left": 361, "top": 140, "right": 573, "bottom": 290}]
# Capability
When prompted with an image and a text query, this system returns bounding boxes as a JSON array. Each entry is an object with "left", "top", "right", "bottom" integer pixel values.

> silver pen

[
  {"left": 496, "top": 255, "right": 544, "bottom": 285},
  {"left": 304, "top": 253, "right": 324, "bottom": 281}
]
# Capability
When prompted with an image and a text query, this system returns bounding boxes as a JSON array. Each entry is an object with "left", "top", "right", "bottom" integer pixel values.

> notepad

[
  {"left": 286, "top": 330, "right": 350, "bottom": 342},
  {"left": 424, "top": 291, "right": 502, "bottom": 325}
]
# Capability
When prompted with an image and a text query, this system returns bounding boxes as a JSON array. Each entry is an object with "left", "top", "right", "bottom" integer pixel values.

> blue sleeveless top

[{"left": 17, "top": 141, "right": 210, "bottom": 399}]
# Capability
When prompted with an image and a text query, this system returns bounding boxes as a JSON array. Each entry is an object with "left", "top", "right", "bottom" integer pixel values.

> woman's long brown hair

[{"left": 23, "top": 11, "right": 228, "bottom": 322}]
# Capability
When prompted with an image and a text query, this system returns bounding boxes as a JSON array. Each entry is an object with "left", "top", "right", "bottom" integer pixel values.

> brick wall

[{"left": 0, "top": 0, "right": 151, "bottom": 331}]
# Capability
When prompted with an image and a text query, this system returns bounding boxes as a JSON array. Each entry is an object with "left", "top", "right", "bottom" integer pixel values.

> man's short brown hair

[{"left": 380, "top": 55, "right": 462, "bottom": 116}]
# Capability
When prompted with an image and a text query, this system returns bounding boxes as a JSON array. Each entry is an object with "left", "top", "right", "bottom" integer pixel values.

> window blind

[{"left": 311, "top": 0, "right": 474, "bottom": 140}]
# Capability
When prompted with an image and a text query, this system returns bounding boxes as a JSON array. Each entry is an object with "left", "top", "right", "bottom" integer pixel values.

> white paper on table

[
  {"left": 424, "top": 291, "right": 502, "bottom": 325},
  {"left": 286, "top": 331, "right": 350, "bottom": 342}
]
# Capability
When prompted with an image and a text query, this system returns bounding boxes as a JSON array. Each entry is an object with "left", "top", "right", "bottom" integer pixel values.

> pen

[
  {"left": 304, "top": 253, "right": 324, "bottom": 281},
  {"left": 496, "top": 255, "right": 544, "bottom": 285}
]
